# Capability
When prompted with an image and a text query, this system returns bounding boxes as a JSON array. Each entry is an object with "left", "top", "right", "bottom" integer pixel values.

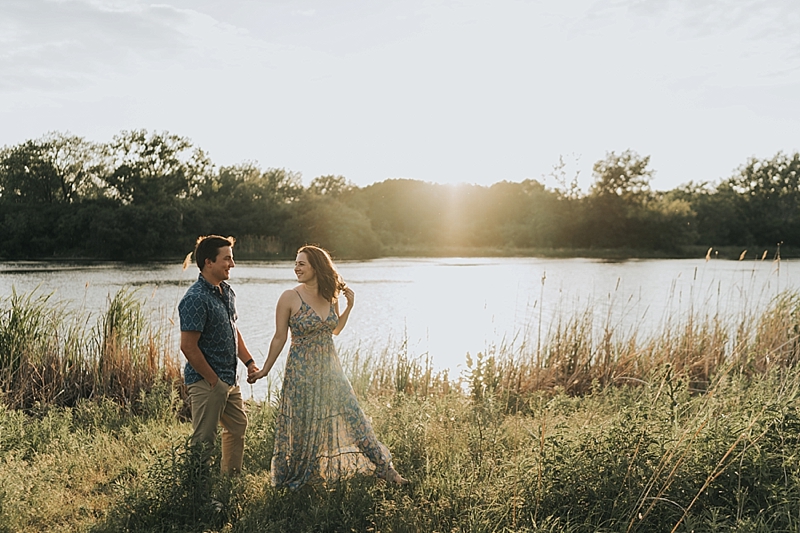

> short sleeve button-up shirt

[{"left": 179, "top": 274, "right": 239, "bottom": 386}]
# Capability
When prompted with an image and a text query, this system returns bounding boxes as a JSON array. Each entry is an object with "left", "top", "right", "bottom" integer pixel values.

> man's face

[{"left": 204, "top": 245, "right": 235, "bottom": 285}]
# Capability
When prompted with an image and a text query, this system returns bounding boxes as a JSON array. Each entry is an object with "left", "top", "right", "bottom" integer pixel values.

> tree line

[{"left": 0, "top": 130, "right": 798, "bottom": 260}]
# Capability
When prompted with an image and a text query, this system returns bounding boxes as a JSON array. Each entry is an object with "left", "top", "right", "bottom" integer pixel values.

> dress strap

[{"left": 293, "top": 289, "right": 305, "bottom": 303}]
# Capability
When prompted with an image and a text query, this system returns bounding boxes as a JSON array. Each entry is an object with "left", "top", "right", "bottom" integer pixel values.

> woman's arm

[
  {"left": 248, "top": 290, "right": 295, "bottom": 382},
  {"left": 332, "top": 286, "right": 355, "bottom": 336}
]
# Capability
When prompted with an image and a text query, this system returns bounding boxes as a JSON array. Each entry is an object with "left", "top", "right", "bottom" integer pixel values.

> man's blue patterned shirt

[{"left": 179, "top": 274, "right": 239, "bottom": 386}]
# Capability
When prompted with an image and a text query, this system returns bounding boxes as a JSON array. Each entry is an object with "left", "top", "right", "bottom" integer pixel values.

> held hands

[{"left": 247, "top": 365, "right": 267, "bottom": 384}]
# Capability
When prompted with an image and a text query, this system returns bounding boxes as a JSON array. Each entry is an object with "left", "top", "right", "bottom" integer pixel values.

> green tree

[
  {"left": 634, "top": 194, "right": 697, "bottom": 250},
  {"left": 198, "top": 165, "right": 303, "bottom": 203},
  {"left": 104, "top": 130, "right": 212, "bottom": 205},
  {"left": 0, "top": 140, "right": 61, "bottom": 204},
  {"left": 0, "top": 134, "right": 105, "bottom": 257},
  {"left": 184, "top": 164, "right": 304, "bottom": 254},
  {"left": 590, "top": 150, "right": 653, "bottom": 202},
  {"left": 89, "top": 202, "right": 185, "bottom": 259},
  {"left": 1, "top": 133, "right": 103, "bottom": 205},
  {"left": 481, "top": 180, "right": 564, "bottom": 248},
  {"left": 547, "top": 153, "right": 583, "bottom": 201},
  {"left": 284, "top": 194, "right": 381, "bottom": 258},
  {"left": 726, "top": 152, "right": 800, "bottom": 246},
  {"left": 670, "top": 181, "right": 746, "bottom": 246},
  {"left": 308, "top": 175, "right": 355, "bottom": 197},
  {"left": 41, "top": 132, "right": 105, "bottom": 202},
  {"left": 258, "top": 167, "right": 304, "bottom": 204},
  {"left": 584, "top": 150, "right": 656, "bottom": 248},
  {"left": 353, "top": 179, "right": 445, "bottom": 247}
]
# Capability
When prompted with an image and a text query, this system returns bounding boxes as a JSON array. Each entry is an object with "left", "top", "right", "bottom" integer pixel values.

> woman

[{"left": 249, "top": 245, "right": 408, "bottom": 489}]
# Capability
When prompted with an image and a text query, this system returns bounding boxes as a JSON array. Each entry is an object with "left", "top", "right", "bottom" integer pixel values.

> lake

[{"left": 0, "top": 256, "right": 796, "bottom": 399}]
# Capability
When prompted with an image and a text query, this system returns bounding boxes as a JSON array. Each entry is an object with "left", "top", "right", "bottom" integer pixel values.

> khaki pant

[{"left": 187, "top": 379, "right": 247, "bottom": 474}]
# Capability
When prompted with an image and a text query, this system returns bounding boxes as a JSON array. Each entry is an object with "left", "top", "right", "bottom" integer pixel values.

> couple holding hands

[{"left": 179, "top": 235, "right": 408, "bottom": 490}]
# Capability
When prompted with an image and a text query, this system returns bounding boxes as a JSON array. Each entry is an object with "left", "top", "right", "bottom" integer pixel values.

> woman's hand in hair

[
  {"left": 342, "top": 286, "right": 355, "bottom": 309},
  {"left": 333, "top": 286, "right": 355, "bottom": 335}
]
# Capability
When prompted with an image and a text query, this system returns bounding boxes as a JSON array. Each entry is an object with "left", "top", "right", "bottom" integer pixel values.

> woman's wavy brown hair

[{"left": 297, "top": 245, "right": 345, "bottom": 302}]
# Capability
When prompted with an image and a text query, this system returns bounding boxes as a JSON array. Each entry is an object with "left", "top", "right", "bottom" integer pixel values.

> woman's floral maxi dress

[{"left": 271, "top": 291, "right": 394, "bottom": 489}]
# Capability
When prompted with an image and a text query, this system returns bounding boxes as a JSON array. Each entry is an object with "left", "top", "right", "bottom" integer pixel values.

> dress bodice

[{"left": 289, "top": 299, "right": 338, "bottom": 346}]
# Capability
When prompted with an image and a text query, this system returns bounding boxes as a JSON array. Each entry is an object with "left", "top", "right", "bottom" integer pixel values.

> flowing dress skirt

[{"left": 271, "top": 300, "right": 394, "bottom": 489}]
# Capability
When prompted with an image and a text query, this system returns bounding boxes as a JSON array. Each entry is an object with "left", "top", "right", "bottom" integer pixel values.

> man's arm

[{"left": 180, "top": 330, "right": 220, "bottom": 387}]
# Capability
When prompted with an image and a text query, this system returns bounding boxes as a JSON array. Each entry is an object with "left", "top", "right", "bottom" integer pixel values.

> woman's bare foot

[{"left": 387, "top": 468, "right": 409, "bottom": 485}]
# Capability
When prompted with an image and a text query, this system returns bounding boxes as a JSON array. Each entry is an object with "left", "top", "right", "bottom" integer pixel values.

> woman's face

[{"left": 295, "top": 252, "right": 315, "bottom": 283}]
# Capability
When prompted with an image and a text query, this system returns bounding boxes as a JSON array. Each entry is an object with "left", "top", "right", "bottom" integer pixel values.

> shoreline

[{"left": 0, "top": 244, "right": 794, "bottom": 263}]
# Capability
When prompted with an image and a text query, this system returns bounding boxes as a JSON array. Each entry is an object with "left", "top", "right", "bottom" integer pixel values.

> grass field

[{"left": 2, "top": 287, "right": 800, "bottom": 532}]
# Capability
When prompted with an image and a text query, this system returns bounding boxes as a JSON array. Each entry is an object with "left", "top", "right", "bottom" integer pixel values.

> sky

[{"left": 1, "top": 0, "right": 798, "bottom": 192}]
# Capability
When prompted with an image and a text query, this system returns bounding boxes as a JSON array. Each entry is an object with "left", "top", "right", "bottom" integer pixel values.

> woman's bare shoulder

[
  {"left": 275, "top": 289, "right": 302, "bottom": 321},
  {"left": 278, "top": 288, "right": 301, "bottom": 303}
]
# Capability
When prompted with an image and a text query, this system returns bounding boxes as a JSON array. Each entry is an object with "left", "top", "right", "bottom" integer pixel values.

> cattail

[{"left": 182, "top": 252, "right": 193, "bottom": 271}]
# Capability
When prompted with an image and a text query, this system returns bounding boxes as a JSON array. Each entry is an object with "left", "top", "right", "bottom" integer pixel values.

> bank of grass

[
  {"left": 0, "top": 287, "right": 182, "bottom": 410},
  {"left": 3, "top": 289, "right": 800, "bottom": 531}
]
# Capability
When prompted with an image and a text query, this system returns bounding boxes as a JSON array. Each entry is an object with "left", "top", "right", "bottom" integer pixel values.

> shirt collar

[{"left": 197, "top": 273, "right": 230, "bottom": 294}]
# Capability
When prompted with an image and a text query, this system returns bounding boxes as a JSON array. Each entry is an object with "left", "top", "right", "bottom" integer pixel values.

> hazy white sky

[{"left": 1, "top": 0, "right": 798, "bottom": 191}]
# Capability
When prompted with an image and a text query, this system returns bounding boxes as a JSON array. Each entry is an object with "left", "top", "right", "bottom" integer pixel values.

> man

[{"left": 179, "top": 235, "right": 259, "bottom": 474}]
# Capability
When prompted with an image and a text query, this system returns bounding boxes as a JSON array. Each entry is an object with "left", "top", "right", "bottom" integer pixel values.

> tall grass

[
  {"left": 334, "top": 286, "right": 800, "bottom": 417},
  {"left": 2, "top": 286, "right": 800, "bottom": 531},
  {"left": 340, "top": 338, "right": 452, "bottom": 399},
  {"left": 0, "top": 287, "right": 181, "bottom": 410},
  {"left": 3, "top": 284, "right": 799, "bottom": 410},
  {"left": 6, "top": 366, "right": 788, "bottom": 533}
]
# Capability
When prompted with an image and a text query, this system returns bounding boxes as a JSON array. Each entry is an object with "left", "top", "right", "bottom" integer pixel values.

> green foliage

[
  {"left": 351, "top": 178, "right": 566, "bottom": 251},
  {"left": 104, "top": 129, "right": 211, "bottom": 205},
  {"left": 0, "top": 389, "right": 188, "bottom": 533},
  {"left": 88, "top": 202, "right": 187, "bottom": 259},
  {"left": 354, "top": 179, "right": 448, "bottom": 247},
  {"left": 0, "top": 140, "right": 63, "bottom": 205},
  {"left": 727, "top": 151, "right": 800, "bottom": 246},
  {"left": 308, "top": 174, "right": 355, "bottom": 197},
  {"left": 590, "top": 149, "right": 653, "bottom": 202},
  {"left": 233, "top": 478, "right": 383, "bottom": 533},
  {"left": 242, "top": 400, "right": 277, "bottom": 472},
  {"left": 98, "top": 442, "right": 229, "bottom": 533},
  {"left": 285, "top": 194, "right": 382, "bottom": 258},
  {"left": 668, "top": 182, "right": 743, "bottom": 246},
  {"left": 479, "top": 180, "right": 564, "bottom": 248},
  {"left": 0, "top": 132, "right": 103, "bottom": 206},
  {"left": 629, "top": 194, "right": 697, "bottom": 251}
]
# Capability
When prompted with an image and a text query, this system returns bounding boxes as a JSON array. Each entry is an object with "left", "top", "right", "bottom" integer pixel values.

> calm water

[{"left": 0, "top": 257, "right": 796, "bottom": 399}]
